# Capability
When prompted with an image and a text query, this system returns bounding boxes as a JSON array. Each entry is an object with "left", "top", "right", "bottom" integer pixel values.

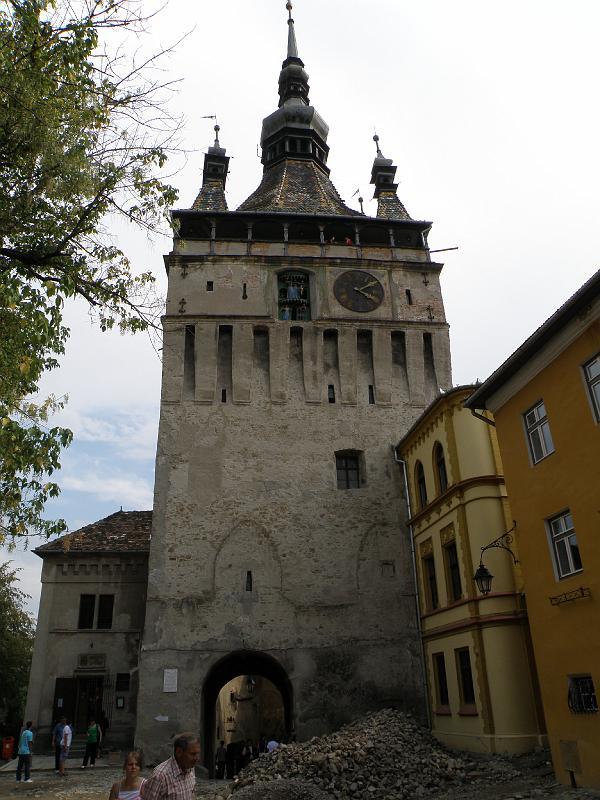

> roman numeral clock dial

[{"left": 333, "top": 270, "right": 385, "bottom": 312}]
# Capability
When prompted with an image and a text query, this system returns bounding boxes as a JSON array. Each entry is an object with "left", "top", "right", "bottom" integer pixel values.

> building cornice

[{"left": 407, "top": 474, "right": 505, "bottom": 527}]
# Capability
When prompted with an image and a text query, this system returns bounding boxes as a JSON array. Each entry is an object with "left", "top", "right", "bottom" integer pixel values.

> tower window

[
  {"left": 242, "top": 283, "right": 248, "bottom": 299},
  {"left": 406, "top": 289, "right": 413, "bottom": 305},
  {"left": 221, "top": 389, "right": 227, "bottom": 403},
  {"left": 328, "top": 385, "right": 336, "bottom": 404},
  {"left": 336, "top": 451, "right": 362, "bottom": 489},
  {"left": 368, "top": 385, "right": 375, "bottom": 405},
  {"left": 207, "top": 281, "right": 214, "bottom": 292},
  {"left": 278, "top": 271, "right": 311, "bottom": 321},
  {"left": 245, "top": 571, "right": 253, "bottom": 592}
]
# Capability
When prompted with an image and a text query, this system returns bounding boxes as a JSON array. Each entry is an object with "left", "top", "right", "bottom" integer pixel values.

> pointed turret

[
  {"left": 370, "top": 134, "right": 412, "bottom": 221},
  {"left": 192, "top": 125, "right": 230, "bottom": 212}
]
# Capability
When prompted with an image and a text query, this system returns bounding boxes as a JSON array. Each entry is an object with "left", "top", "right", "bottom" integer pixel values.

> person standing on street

[
  {"left": 81, "top": 718, "right": 102, "bottom": 768},
  {"left": 15, "top": 722, "right": 34, "bottom": 783},
  {"left": 140, "top": 733, "right": 200, "bottom": 800},
  {"left": 52, "top": 717, "right": 66, "bottom": 773},
  {"left": 59, "top": 719, "right": 72, "bottom": 777},
  {"left": 215, "top": 740, "right": 227, "bottom": 779}
]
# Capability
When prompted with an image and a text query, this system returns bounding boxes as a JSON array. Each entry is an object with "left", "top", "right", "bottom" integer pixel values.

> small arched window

[
  {"left": 416, "top": 461, "right": 428, "bottom": 510},
  {"left": 434, "top": 442, "right": 448, "bottom": 495}
]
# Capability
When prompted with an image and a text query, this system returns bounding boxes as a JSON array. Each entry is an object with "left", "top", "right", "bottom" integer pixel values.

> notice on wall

[{"left": 163, "top": 668, "right": 178, "bottom": 693}]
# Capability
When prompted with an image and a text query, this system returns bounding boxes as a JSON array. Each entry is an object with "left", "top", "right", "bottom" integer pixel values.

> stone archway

[{"left": 202, "top": 650, "right": 293, "bottom": 776}]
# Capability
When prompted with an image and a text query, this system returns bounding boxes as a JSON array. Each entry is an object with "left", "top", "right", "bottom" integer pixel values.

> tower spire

[
  {"left": 286, "top": 1, "right": 298, "bottom": 58},
  {"left": 278, "top": 0, "right": 310, "bottom": 107}
]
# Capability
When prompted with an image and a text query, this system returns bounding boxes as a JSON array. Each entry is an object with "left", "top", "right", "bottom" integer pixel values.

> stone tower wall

[{"left": 136, "top": 247, "right": 452, "bottom": 764}]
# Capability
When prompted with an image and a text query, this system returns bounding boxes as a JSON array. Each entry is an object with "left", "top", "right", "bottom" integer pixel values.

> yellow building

[
  {"left": 397, "top": 385, "right": 545, "bottom": 754},
  {"left": 465, "top": 269, "right": 600, "bottom": 788}
]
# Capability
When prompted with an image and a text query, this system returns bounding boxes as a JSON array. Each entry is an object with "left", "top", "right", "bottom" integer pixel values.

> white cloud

[{"left": 62, "top": 473, "right": 153, "bottom": 509}]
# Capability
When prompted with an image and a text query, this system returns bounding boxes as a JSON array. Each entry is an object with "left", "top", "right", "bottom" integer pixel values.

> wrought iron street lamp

[{"left": 473, "top": 521, "right": 519, "bottom": 595}]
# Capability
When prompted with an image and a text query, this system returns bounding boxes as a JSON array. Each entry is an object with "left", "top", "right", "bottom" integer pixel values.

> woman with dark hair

[{"left": 109, "top": 751, "right": 145, "bottom": 800}]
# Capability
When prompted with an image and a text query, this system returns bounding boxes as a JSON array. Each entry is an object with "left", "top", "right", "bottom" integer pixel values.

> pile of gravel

[{"left": 230, "top": 709, "right": 521, "bottom": 800}]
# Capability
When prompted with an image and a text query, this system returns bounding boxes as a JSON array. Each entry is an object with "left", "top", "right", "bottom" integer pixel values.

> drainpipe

[{"left": 392, "top": 444, "right": 432, "bottom": 730}]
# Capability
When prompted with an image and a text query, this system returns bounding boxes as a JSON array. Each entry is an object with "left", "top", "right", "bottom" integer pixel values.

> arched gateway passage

[{"left": 202, "top": 650, "right": 293, "bottom": 776}]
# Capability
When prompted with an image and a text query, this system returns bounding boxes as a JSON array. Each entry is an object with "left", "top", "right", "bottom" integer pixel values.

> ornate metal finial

[
  {"left": 214, "top": 124, "right": 221, "bottom": 147},
  {"left": 286, "top": 1, "right": 293, "bottom": 19},
  {"left": 359, "top": 196, "right": 364, "bottom": 214},
  {"left": 373, "top": 134, "right": 382, "bottom": 156}
]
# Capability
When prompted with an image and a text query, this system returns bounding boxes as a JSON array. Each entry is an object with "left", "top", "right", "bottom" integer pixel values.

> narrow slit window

[
  {"left": 242, "top": 283, "right": 248, "bottom": 299},
  {"left": 245, "top": 571, "right": 253, "bottom": 592},
  {"left": 206, "top": 281, "right": 214, "bottom": 292},
  {"left": 368, "top": 385, "right": 375, "bottom": 405},
  {"left": 328, "top": 385, "right": 336, "bottom": 403},
  {"left": 406, "top": 289, "right": 413, "bottom": 305},
  {"left": 221, "top": 389, "right": 227, "bottom": 403}
]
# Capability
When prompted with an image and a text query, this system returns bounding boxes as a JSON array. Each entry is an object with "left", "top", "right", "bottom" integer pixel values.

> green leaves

[
  {"left": 0, "top": 0, "right": 179, "bottom": 542},
  {"left": 0, "top": 563, "right": 35, "bottom": 725}
]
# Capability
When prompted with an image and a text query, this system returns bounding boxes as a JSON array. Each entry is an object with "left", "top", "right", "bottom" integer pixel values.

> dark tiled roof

[
  {"left": 238, "top": 159, "right": 359, "bottom": 216},
  {"left": 192, "top": 181, "right": 228, "bottom": 212},
  {"left": 35, "top": 511, "right": 152, "bottom": 555},
  {"left": 376, "top": 191, "right": 412, "bottom": 221}
]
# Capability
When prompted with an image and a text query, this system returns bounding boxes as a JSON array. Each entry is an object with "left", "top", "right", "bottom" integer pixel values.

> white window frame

[
  {"left": 524, "top": 400, "right": 555, "bottom": 463},
  {"left": 547, "top": 510, "right": 583, "bottom": 579},
  {"left": 584, "top": 353, "right": 600, "bottom": 423}
]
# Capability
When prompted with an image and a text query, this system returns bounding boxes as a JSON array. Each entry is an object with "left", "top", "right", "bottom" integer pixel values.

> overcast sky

[{"left": 5, "top": 0, "right": 600, "bottom": 615}]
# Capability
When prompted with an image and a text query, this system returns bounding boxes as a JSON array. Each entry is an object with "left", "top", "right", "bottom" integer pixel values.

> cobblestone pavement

[{"left": 0, "top": 753, "right": 598, "bottom": 800}]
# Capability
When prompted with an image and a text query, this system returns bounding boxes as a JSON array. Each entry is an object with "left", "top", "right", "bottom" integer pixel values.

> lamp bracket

[{"left": 479, "top": 521, "right": 519, "bottom": 565}]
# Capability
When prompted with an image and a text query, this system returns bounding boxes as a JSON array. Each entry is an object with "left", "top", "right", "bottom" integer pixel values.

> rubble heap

[{"left": 231, "top": 709, "right": 522, "bottom": 800}]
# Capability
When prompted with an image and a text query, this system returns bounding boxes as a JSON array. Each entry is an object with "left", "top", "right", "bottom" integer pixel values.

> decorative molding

[
  {"left": 440, "top": 523, "right": 455, "bottom": 546},
  {"left": 408, "top": 475, "right": 505, "bottom": 525},
  {"left": 420, "top": 538, "right": 433, "bottom": 558}
]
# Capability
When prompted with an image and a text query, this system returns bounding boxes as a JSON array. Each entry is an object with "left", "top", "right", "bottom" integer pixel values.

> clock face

[{"left": 333, "top": 270, "right": 385, "bottom": 312}]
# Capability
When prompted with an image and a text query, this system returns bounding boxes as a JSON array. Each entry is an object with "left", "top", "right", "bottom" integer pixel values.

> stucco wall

[{"left": 491, "top": 321, "right": 600, "bottom": 786}]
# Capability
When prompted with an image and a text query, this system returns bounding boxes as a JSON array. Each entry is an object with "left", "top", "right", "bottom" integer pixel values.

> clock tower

[{"left": 137, "top": 3, "right": 452, "bottom": 767}]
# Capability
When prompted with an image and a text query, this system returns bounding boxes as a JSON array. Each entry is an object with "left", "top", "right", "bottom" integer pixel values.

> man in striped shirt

[{"left": 141, "top": 733, "right": 200, "bottom": 800}]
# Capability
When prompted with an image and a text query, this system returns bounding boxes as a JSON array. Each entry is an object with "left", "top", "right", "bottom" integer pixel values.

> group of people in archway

[{"left": 214, "top": 734, "right": 280, "bottom": 779}]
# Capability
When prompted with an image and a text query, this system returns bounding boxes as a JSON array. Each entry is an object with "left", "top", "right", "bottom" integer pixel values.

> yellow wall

[
  {"left": 492, "top": 323, "right": 600, "bottom": 787},
  {"left": 400, "top": 388, "right": 545, "bottom": 754}
]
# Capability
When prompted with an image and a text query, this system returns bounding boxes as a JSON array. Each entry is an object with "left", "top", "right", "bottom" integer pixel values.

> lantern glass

[{"left": 474, "top": 563, "right": 493, "bottom": 595}]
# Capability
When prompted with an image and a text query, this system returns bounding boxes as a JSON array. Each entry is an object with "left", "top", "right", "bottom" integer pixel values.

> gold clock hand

[
  {"left": 360, "top": 280, "right": 379, "bottom": 291},
  {"left": 354, "top": 287, "right": 377, "bottom": 302}
]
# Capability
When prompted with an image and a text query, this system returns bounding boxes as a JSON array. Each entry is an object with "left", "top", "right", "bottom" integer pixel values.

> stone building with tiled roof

[{"left": 24, "top": 512, "right": 151, "bottom": 747}]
